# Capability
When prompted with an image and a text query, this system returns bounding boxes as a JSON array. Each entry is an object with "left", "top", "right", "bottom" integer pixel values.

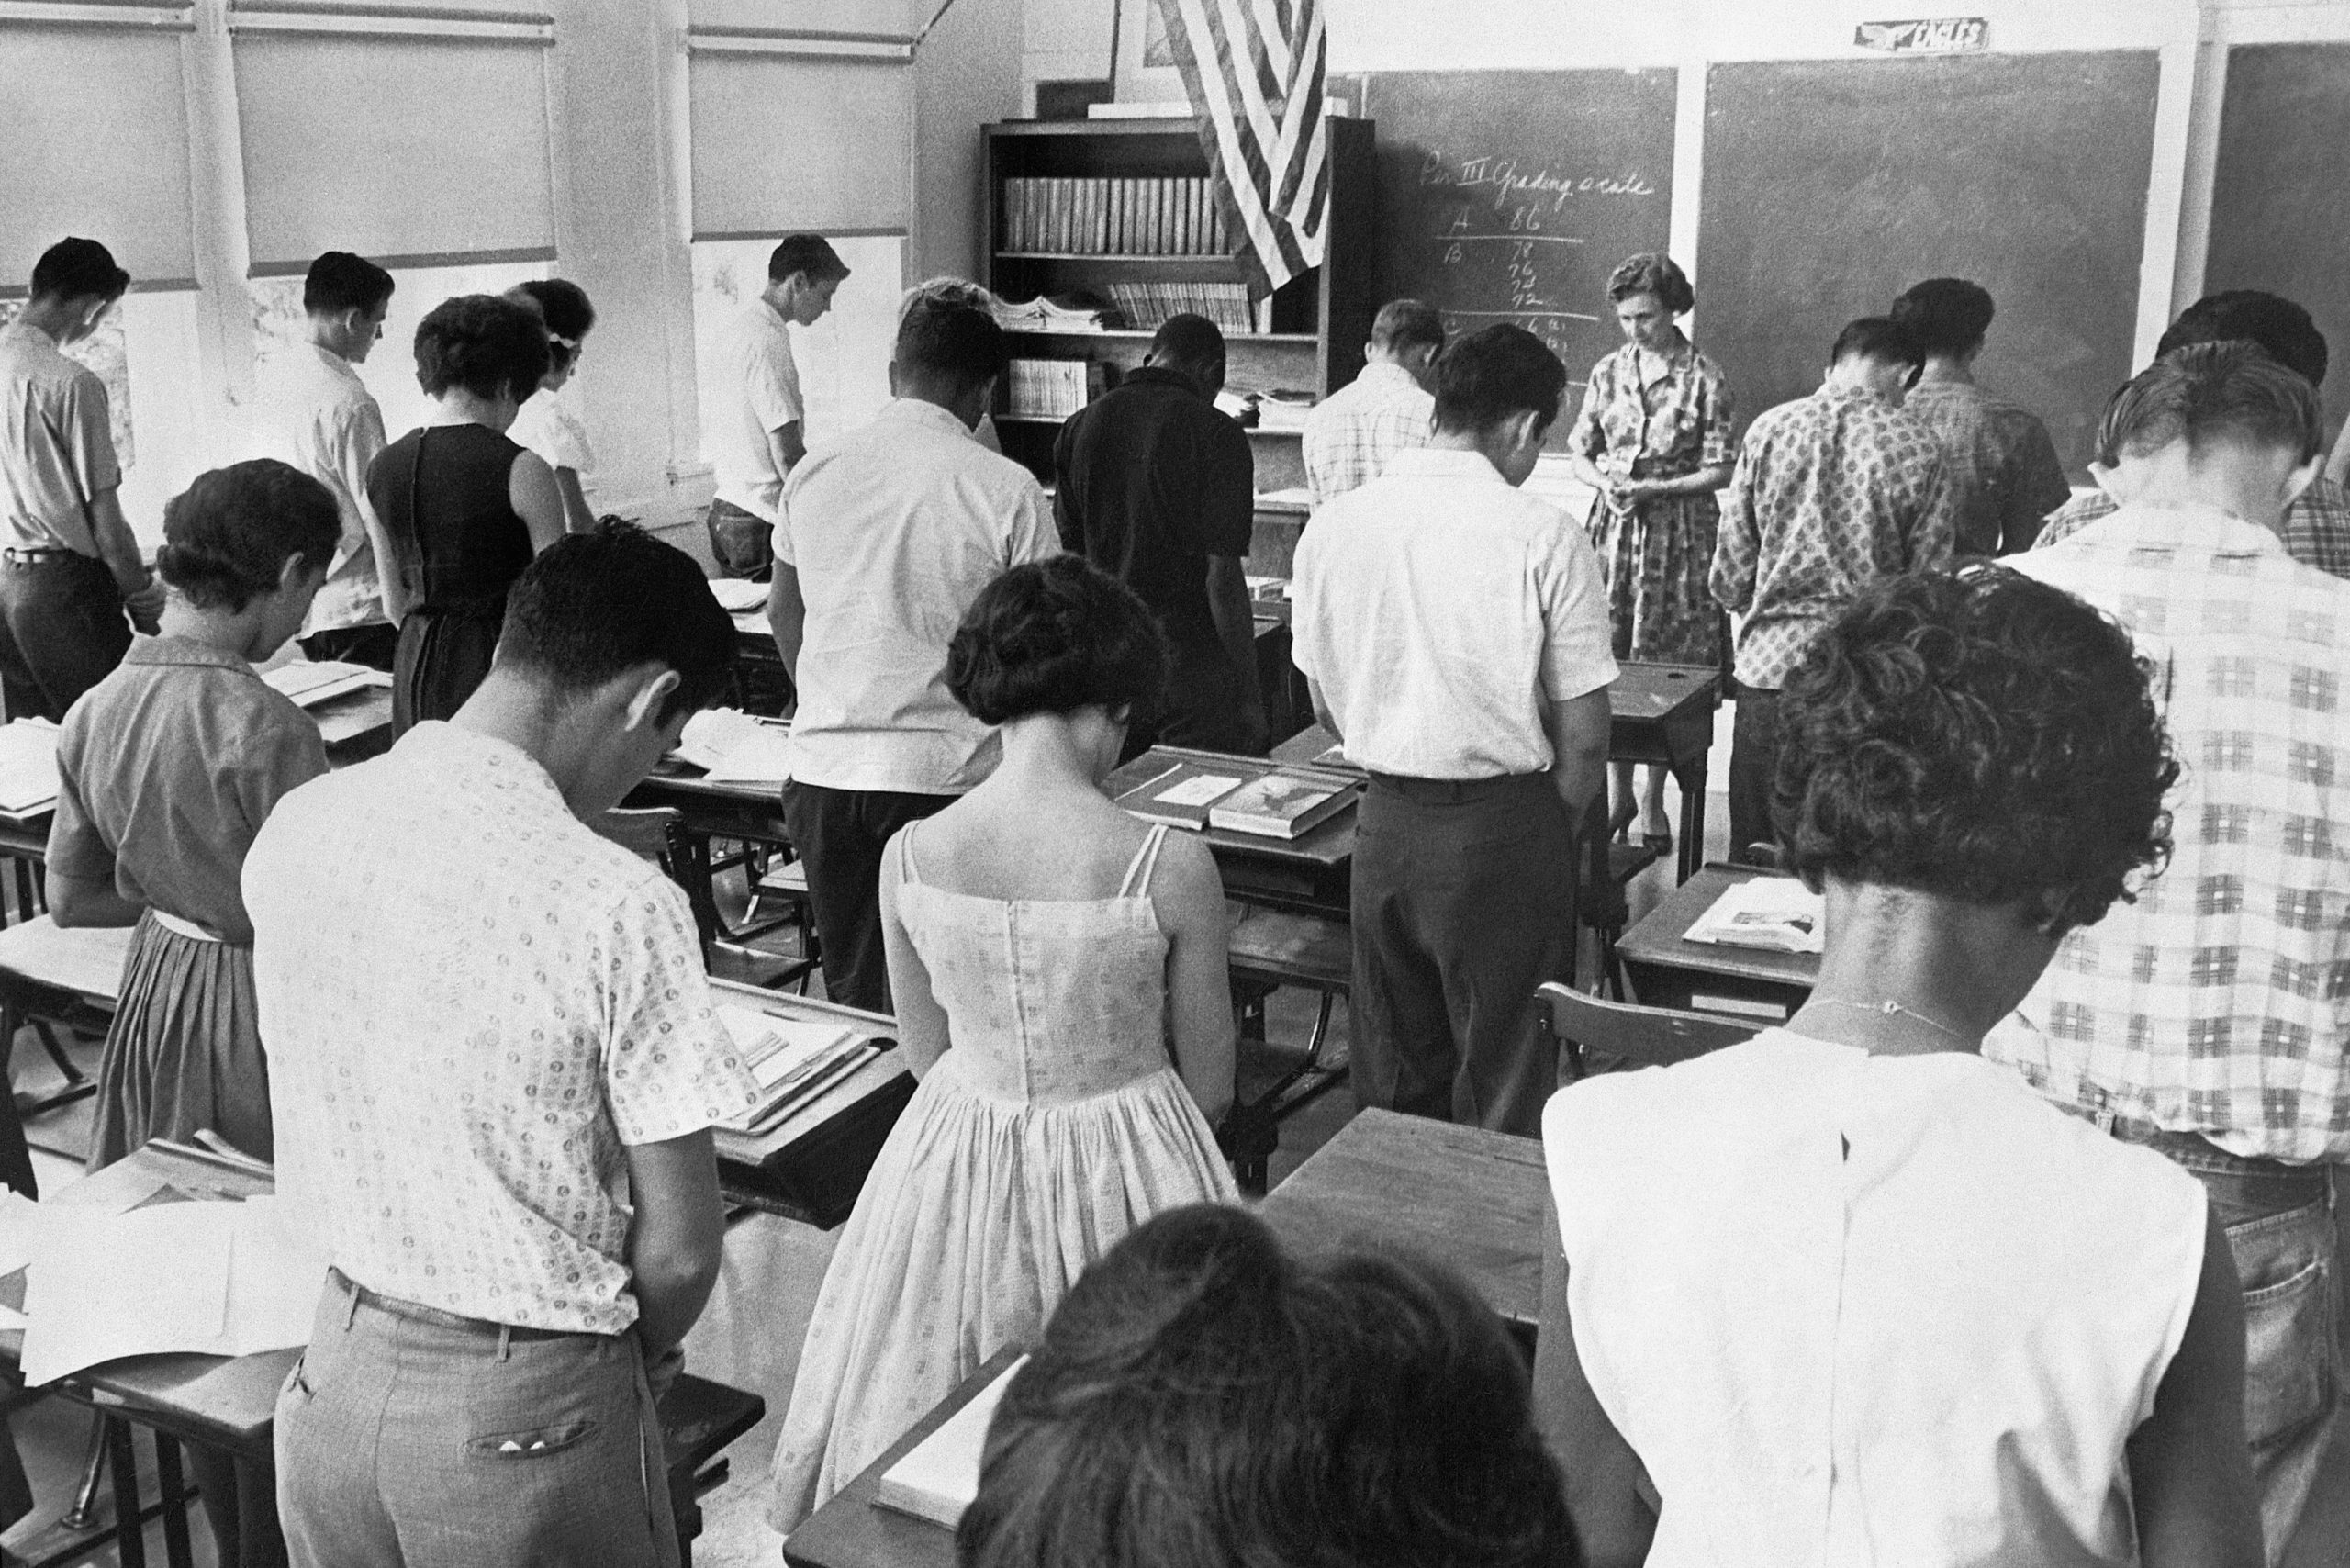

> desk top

[
  {"left": 1608, "top": 661, "right": 1718, "bottom": 726},
  {"left": 1257, "top": 1108, "right": 1548, "bottom": 1327},
  {"left": 705, "top": 980, "right": 908, "bottom": 1171},
  {"left": 1615, "top": 862, "right": 1819, "bottom": 991},
  {"left": 1104, "top": 746, "right": 1355, "bottom": 870},
  {"left": 783, "top": 1346, "right": 1022, "bottom": 1568}
]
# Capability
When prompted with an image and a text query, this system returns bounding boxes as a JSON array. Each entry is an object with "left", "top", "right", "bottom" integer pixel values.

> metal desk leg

[
  {"left": 152, "top": 1434, "right": 194, "bottom": 1568},
  {"left": 105, "top": 1417, "right": 147, "bottom": 1568},
  {"left": 1674, "top": 759, "right": 1707, "bottom": 885}
]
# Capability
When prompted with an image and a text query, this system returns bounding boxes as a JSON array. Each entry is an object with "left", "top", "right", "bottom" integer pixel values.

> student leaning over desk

[{"left": 46, "top": 456, "right": 341, "bottom": 1568}]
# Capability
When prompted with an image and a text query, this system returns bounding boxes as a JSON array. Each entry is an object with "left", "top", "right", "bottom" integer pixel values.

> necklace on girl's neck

[{"left": 1803, "top": 994, "right": 1975, "bottom": 1051}]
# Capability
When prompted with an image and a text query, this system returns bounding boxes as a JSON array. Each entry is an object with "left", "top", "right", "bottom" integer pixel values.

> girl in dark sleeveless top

[{"left": 366, "top": 293, "right": 565, "bottom": 731}]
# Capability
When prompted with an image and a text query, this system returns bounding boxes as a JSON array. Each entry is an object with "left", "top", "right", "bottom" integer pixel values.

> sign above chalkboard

[{"left": 1855, "top": 17, "right": 1989, "bottom": 54}]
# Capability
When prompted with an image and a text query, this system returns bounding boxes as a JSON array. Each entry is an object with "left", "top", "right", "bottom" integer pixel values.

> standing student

[
  {"left": 770, "top": 558, "right": 1237, "bottom": 1529},
  {"left": 252, "top": 524, "right": 756, "bottom": 1568},
  {"left": 899, "top": 277, "right": 1004, "bottom": 454},
  {"left": 769, "top": 297, "right": 1055, "bottom": 1014},
  {"left": 1889, "top": 277, "right": 2070, "bottom": 557},
  {"left": 2039, "top": 291, "right": 2349, "bottom": 579},
  {"left": 1990, "top": 342, "right": 2350, "bottom": 1563},
  {"left": 1301, "top": 297, "right": 1444, "bottom": 506},
  {"left": 1539, "top": 567, "right": 2256, "bottom": 1568},
  {"left": 1292, "top": 324, "right": 1616, "bottom": 1137},
  {"left": 506, "top": 278, "right": 599, "bottom": 534},
  {"left": 1055, "top": 314, "right": 1264, "bottom": 757},
  {"left": 49, "top": 458, "right": 339, "bottom": 1567},
  {"left": 1710, "top": 317, "right": 1955, "bottom": 863},
  {"left": 255, "top": 250, "right": 399, "bottom": 669},
  {"left": 366, "top": 293, "right": 564, "bottom": 733},
  {"left": 0, "top": 237, "right": 162, "bottom": 720},
  {"left": 707, "top": 234, "right": 847, "bottom": 579},
  {"left": 1566, "top": 252, "right": 1736, "bottom": 851}
]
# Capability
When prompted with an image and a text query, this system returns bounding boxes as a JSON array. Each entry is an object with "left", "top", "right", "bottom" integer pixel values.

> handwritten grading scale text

[{"left": 1416, "top": 150, "right": 1661, "bottom": 364}]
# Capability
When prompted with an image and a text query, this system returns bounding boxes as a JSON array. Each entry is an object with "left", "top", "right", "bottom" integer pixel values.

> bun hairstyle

[
  {"left": 155, "top": 459, "right": 341, "bottom": 613},
  {"left": 946, "top": 556, "right": 1169, "bottom": 726},
  {"left": 413, "top": 293, "right": 549, "bottom": 406},
  {"left": 507, "top": 278, "right": 597, "bottom": 374}
]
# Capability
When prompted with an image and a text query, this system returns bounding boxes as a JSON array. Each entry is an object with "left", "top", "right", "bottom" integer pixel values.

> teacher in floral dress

[{"left": 1566, "top": 252, "right": 1736, "bottom": 849}]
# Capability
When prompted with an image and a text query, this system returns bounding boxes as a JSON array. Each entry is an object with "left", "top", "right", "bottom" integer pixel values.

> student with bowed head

[
  {"left": 505, "top": 277, "right": 600, "bottom": 534},
  {"left": 365, "top": 292, "right": 565, "bottom": 733},
  {"left": 1537, "top": 566, "right": 2258, "bottom": 1567},
  {"left": 47, "top": 457, "right": 341, "bottom": 1565},
  {"left": 957, "top": 1204, "right": 1578, "bottom": 1568},
  {"left": 770, "top": 555, "right": 1239, "bottom": 1531}
]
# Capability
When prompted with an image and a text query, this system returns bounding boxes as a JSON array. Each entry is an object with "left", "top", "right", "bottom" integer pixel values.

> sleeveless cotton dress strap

[{"left": 1116, "top": 823, "right": 1170, "bottom": 898}]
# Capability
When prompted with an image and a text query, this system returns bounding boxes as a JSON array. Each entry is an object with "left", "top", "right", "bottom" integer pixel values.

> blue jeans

[
  {"left": 276, "top": 1270, "right": 678, "bottom": 1568},
  {"left": 2109, "top": 1125, "right": 2341, "bottom": 1564}
]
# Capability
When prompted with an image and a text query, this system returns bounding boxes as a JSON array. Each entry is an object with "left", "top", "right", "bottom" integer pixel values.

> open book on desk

[
  {"left": 676, "top": 708, "right": 793, "bottom": 784},
  {"left": 874, "top": 1354, "right": 1029, "bottom": 1528},
  {"left": 1682, "top": 876, "right": 1824, "bottom": 955}
]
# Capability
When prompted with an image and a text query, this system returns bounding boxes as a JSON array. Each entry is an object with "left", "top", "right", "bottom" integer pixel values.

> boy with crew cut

[
  {"left": 253, "top": 523, "right": 761, "bottom": 1568},
  {"left": 255, "top": 249, "right": 400, "bottom": 667},
  {"left": 1292, "top": 323, "right": 1616, "bottom": 1137},
  {"left": 707, "top": 233, "right": 850, "bottom": 580}
]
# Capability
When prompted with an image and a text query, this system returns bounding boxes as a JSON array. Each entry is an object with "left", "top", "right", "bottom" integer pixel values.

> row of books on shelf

[
  {"left": 1104, "top": 281, "right": 1258, "bottom": 335},
  {"left": 1114, "top": 758, "right": 1360, "bottom": 839},
  {"left": 1002, "top": 177, "right": 1229, "bottom": 257},
  {"left": 1003, "top": 357, "right": 1106, "bottom": 420}
]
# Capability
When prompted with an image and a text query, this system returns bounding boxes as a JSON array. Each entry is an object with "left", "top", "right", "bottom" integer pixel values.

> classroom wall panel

[
  {"left": 688, "top": 0, "right": 921, "bottom": 33},
  {"left": 2203, "top": 40, "right": 2350, "bottom": 441},
  {"left": 0, "top": 25, "right": 197, "bottom": 289},
  {"left": 687, "top": 53, "right": 913, "bottom": 239},
  {"left": 233, "top": 33, "right": 557, "bottom": 273}
]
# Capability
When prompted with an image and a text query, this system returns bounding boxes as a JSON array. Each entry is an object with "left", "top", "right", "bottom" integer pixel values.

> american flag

[{"left": 1154, "top": 0, "right": 1329, "bottom": 298}]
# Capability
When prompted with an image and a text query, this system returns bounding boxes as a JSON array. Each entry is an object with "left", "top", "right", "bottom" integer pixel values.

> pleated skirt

[{"left": 87, "top": 912, "right": 272, "bottom": 1170}]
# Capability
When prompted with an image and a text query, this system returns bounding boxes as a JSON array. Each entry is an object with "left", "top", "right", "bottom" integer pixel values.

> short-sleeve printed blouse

[{"left": 1570, "top": 340, "right": 1735, "bottom": 480}]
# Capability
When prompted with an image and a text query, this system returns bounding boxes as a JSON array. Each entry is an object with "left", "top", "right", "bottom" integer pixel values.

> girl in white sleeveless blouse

[
  {"left": 1539, "top": 567, "right": 2260, "bottom": 1568},
  {"left": 771, "top": 556, "right": 1237, "bottom": 1530}
]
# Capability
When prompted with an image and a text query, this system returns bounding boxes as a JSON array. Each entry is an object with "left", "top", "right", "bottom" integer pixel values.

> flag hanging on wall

[{"left": 1154, "top": 0, "right": 1329, "bottom": 300}]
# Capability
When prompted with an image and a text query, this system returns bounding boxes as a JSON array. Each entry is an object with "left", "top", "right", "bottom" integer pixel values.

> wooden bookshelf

[{"left": 983, "top": 117, "right": 1378, "bottom": 493}]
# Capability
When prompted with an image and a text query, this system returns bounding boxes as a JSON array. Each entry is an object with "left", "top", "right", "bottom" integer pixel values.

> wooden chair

[
  {"left": 1536, "top": 980, "right": 1757, "bottom": 1084},
  {"left": 1224, "top": 908, "right": 1352, "bottom": 1193},
  {"left": 1582, "top": 836, "right": 1662, "bottom": 998},
  {"left": 746, "top": 858, "right": 821, "bottom": 992},
  {"left": 595, "top": 809, "right": 813, "bottom": 991}
]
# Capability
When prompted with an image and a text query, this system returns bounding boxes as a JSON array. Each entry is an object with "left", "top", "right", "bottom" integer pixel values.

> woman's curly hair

[
  {"left": 946, "top": 555, "right": 1169, "bottom": 726},
  {"left": 1773, "top": 566, "right": 2178, "bottom": 934}
]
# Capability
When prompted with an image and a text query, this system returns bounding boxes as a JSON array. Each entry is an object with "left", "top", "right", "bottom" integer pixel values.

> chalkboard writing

[
  {"left": 1699, "top": 51, "right": 2158, "bottom": 473},
  {"left": 1360, "top": 69, "right": 1678, "bottom": 448},
  {"left": 2205, "top": 41, "right": 2350, "bottom": 443}
]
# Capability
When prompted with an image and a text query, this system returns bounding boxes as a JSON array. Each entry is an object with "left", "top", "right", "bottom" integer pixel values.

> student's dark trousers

[
  {"left": 780, "top": 781, "right": 953, "bottom": 1014},
  {"left": 1727, "top": 684, "right": 1782, "bottom": 866},
  {"left": 0, "top": 548, "right": 130, "bottom": 722},
  {"left": 1349, "top": 771, "right": 1573, "bottom": 1137}
]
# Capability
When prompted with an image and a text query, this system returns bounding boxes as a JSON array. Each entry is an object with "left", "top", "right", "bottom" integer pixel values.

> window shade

[
  {"left": 0, "top": 26, "right": 196, "bottom": 288},
  {"left": 234, "top": 33, "right": 555, "bottom": 274},
  {"left": 688, "top": 53, "right": 912, "bottom": 240}
]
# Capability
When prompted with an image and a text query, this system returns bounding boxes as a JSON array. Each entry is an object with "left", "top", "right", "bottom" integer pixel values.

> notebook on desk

[{"left": 873, "top": 1354, "right": 1029, "bottom": 1528}]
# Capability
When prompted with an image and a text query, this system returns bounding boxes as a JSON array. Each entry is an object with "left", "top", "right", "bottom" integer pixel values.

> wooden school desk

[
  {"left": 1, "top": 1141, "right": 766, "bottom": 1568},
  {"left": 1614, "top": 861, "right": 1818, "bottom": 1024},
  {"left": 1102, "top": 745, "right": 1356, "bottom": 920},
  {"left": 708, "top": 980, "right": 914, "bottom": 1228}
]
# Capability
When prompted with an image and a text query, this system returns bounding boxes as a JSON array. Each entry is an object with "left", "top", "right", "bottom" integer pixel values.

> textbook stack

[
  {"left": 1104, "top": 280, "right": 1255, "bottom": 335},
  {"left": 1005, "top": 358, "right": 1094, "bottom": 419},
  {"left": 990, "top": 294, "right": 1115, "bottom": 334},
  {"left": 1001, "top": 177, "right": 1230, "bottom": 256},
  {"left": 715, "top": 1005, "right": 884, "bottom": 1136}
]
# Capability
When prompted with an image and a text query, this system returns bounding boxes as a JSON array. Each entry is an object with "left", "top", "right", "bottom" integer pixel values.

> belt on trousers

[{"left": 332, "top": 1268, "right": 584, "bottom": 1343}]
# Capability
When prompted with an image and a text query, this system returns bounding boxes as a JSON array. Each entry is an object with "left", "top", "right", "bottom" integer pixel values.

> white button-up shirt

[
  {"left": 247, "top": 722, "right": 761, "bottom": 1335},
  {"left": 0, "top": 319, "right": 119, "bottom": 555},
  {"left": 1291, "top": 446, "right": 1617, "bottom": 779},
  {"left": 1302, "top": 360, "right": 1434, "bottom": 508},
  {"left": 252, "top": 342, "right": 390, "bottom": 633},
  {"left": 778, "top": 398, "right": 1058, "bottom": 795},
  {"left": 709, "top": 297, "right": 803, "bottom": 523}
]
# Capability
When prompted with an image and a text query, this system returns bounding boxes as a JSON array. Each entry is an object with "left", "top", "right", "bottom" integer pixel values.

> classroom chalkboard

[
  {"left": 1698, "top": 51, "right": 2160, "bottom": 474},
  {"left": 1359, "top": 69, "right": 1678, "bottom": 447},
  {"left": 2204, "top": 42, "right": 2350, "bottom": 442}
]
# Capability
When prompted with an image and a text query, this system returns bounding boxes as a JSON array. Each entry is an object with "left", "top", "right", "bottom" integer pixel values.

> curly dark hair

[
  {"left": 957, "top": 1205, "right": 1576, "bottom": 1568},
  {"left": 156, "top": 459, "right": 341, "bottom": 613},
  {"left": 1773, "top": 566, "right": 2177, "bottom": 934},
  {"left": 946, "top": 556, "right": 1168, "bottom": 726},
  {"left": 412, "top": 293, "right": 549, "bottom": 406}
]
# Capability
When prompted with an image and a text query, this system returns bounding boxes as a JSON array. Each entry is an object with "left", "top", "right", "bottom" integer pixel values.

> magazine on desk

[
  {"left": 1681, "top": 878, "right": 1826, "bottom": 955},
  {"left": 1206, "top": 770, "right": 1359, "bottom": 839}
]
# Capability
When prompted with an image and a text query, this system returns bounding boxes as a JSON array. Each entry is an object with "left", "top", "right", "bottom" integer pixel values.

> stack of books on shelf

[
  {"left": 1105, "top": 280, "right": 1254, "bottom": 335},
  {"left": 1002, "top": 177, "right": 1230, "bottom": 256},
  {"left": 990, "top": 293, "right": 1116, "bottom": 334},
  {"left": 1005, "top": 358, "right": 1096, "bottom": 420}
]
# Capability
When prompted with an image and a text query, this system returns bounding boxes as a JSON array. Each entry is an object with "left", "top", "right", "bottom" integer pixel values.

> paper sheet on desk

[
  {"left": 708, "top": 577, "right": 768, "bottom": 612},
  {"left": 19, "top": 1195, "right": 325, "bottom": 1384},
  {"left": 0, "top": 719, "right": 60, "bottom": 815},
  {"left": 677, "top": 709, "right": 793, "bottom": 782}
]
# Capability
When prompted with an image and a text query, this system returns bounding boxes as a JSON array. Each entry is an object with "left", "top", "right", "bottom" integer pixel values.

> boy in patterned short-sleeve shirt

[{"left": 251, "top": 523, "right": 759, "bottom": 1568}]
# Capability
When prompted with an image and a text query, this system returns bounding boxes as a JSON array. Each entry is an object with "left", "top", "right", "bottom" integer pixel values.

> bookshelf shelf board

[
  {"left": 996, "top": 251, "right": 1237, "bottom": 263},
  {"left": 1002, "top": 329, "right": 1319, "bottom": 345}
]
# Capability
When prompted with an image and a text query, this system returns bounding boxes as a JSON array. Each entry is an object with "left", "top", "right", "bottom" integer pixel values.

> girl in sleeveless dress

[{"left": 770, "top": 555, "right": 1238, "bottom": 1531}]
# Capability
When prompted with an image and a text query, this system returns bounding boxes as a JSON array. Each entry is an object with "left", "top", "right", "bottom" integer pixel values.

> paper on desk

[
  {"left": 707, "top": 577, "right": 768, "bottom": 613},
  {"left": 0, "top": 719, "right": 60, "bottom": 815},
  {"left": 676, "top": 709, "right": 793, "bottom": 782},
  {"left": 19, "top": 1195, "right": 326, "bottom": 1384},
  {"left": 1683, "top": 878, "right": 1825, "bottom": 955}
]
